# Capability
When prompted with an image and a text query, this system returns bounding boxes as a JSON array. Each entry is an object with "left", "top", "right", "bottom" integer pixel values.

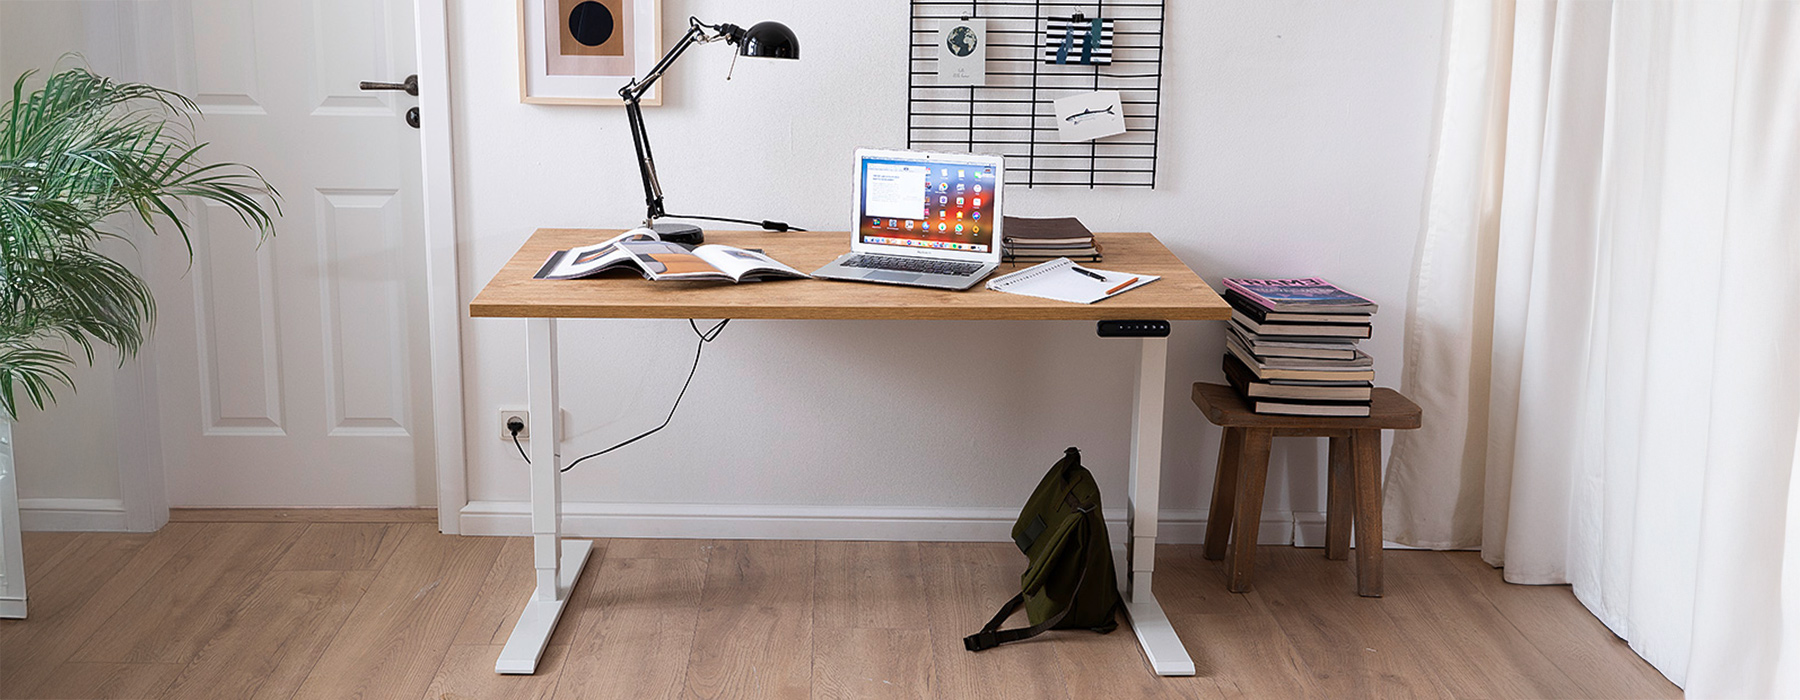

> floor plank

[
  {"left": 1, "top": 521, "right": 1685, "bottom": 700},
  {"left": 1382, "top": 573, "right": 1586, "bottom": 698},
  {"left": 813, "top": 541, "right": 928, "bottom": 630},
  {"left": 19, "top": 531, "right": 81, "bottom": 585},
  {"left": 169, "top": 508, "right": 435, "bottom": 523},
  {"left": 0, "top": 524, "right": 202, "bottom": 698},
  {"left": 27, "top": 662, "right": 184, "bottom": 700},
  {"left": 1252, "top": 547, "right": 1455, "bottom": 699},
  {"left": 682, "top": 540, "right": 816, "bottom": 700},
  {"left": 2, "top": 532, "right": 154, "bottom": 649},
  {"left": 274, "top": 523, "right": 405, "bottom": 572},
  {"left": 1172, "top": 612, "right": 1317, "bottom": 699},
  {"left": 604, "top": 538, "right": 713, "bottom": 560},
  {"left": 421, "top": 644, "right": 569, "bottom": 700},
  {"left": 555, "top": 556, "right": 707, "bottom": 700},
  {"left": 811, "top": 627, "right": 935, "bottom": 700},
  {"left": 71, "top": 523, "right": 304, "bottom": 665},
  {"left": 1152, "top": 544, "right": 1260, "bottom": 617},
  {"left": 451, "top": 535, "right": 537, "bottom": 646},
  {"left": 1052, "top": 610, "right": 1220, "bottom": 700},
  {"left": 1449, "top": 552, "right": 1683, "bottom": 699},
  {"left": 918, "top": 542, "right": 1071, "bottom": 700},
  {"left": 158, "top": 570, "right": 374, "bottom": 700},
  {"left": 287, "top": 524, "right": 503, "bottom": 700}
]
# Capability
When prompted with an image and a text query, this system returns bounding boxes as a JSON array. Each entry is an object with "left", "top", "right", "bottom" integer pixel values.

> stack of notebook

[
  {"left": 1001, "top": 216, "right": 1102, "bottom": 263},
  {"left": 1220, "top": 278, "right": 1378, "bottom": 417}
]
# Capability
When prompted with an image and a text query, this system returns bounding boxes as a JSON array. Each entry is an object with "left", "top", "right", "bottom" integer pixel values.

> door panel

[
  {"left": 193, "top": 201, "right": 286, "bottom": 436},
  {"left": 315, "top": 188, "right": 411, "bottom": 437},
  {"left": 157, "top": 0, "right": 431, "bottom": 506}
]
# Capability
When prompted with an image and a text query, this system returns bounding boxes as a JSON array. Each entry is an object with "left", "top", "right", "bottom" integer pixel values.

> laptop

[{"left": 812, "top": 148, "right": 1005, "bottom": 290}]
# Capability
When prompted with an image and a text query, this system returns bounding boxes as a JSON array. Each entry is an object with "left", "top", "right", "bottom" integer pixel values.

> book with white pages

[
  {"left": 534, "top": 228, "right": 808, "bottom": 283},
  {"left": 985, "top": 257, "right": 1158, "bottom": 304}
]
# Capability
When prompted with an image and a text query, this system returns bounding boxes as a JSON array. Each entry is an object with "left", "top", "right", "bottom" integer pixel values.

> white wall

[{"left": 448, "top": 0, "right": 1445, "bottom": 539}]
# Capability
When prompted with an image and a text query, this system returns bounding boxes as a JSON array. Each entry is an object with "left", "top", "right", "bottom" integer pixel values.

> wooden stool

[{"left": 1190, "top": 383, "right": 1421, "bottom": 597}]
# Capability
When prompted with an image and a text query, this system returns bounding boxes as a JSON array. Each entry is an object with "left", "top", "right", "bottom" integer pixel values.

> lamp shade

[{"left": 739, "top": 21, "right": 798, "bottom": 59}]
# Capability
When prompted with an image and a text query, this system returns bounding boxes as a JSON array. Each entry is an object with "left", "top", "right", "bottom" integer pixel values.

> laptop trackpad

[{"left": 865, "top": 271, "right": 922, "bottom": 283}]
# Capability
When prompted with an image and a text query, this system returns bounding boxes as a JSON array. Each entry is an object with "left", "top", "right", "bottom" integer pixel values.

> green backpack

[{"left": 964, "top": 447, "right": 1120, "bottom": 652}]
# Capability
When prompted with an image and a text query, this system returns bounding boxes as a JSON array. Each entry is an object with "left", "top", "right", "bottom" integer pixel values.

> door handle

[
  {"left": 359, "top": 74, "right": 418, "bottom": 96},
  {"left": 361, "top": 75, "right": 421, "bottom": 128}
]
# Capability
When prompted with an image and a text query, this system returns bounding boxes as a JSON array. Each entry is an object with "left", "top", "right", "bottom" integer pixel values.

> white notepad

[{"left": 986, "top": 258, "right": 1159, "bottom": 304}]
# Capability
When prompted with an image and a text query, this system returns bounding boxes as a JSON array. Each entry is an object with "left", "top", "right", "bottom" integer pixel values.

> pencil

[{"left": 1104, "top": 277, "right": 1139, "bottom": 295}]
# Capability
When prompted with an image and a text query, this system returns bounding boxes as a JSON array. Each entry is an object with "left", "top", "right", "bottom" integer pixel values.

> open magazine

[{"left": 533, "top": 229, "right": 808, "bottom": 283}]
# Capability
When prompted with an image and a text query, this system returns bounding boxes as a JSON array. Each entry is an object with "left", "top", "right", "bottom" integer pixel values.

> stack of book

[
  {"left": 1001, "top": 216, "right": 1102, "bottom": 263},
  {"left": 1220, "top": 277, "right": 1378, "bottom": 417}
]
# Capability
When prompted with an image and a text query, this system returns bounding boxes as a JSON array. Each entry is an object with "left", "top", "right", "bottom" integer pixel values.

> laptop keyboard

[{"left": 842, "top": 254, "right": 983, "bottom": 277}]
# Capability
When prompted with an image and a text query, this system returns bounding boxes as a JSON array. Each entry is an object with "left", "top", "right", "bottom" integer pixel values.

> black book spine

[{"left": 1222, "top": 290, "right": 1272, "bottom": 323}]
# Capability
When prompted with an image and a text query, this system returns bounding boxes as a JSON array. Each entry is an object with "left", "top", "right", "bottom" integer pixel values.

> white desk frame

[{"left": 496, "top": 318, "right": 1195, "bottom": 677}]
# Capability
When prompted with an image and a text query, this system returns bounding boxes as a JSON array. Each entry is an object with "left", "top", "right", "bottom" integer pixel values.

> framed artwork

[{"left": 518, "top": 0, "right": 663, "bottom": 106}]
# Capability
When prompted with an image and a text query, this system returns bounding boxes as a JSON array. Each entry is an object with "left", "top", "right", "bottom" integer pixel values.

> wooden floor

[{"left": 0, "top": 511, "right": 1681, "bottom": 699}]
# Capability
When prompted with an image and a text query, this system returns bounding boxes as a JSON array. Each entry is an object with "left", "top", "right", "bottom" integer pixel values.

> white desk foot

[
  {"left": 495, "top": 539, "right": 594, "bottom": 674},
  {"left": 1122, "top": 578, "right": 1195, "bottom": 676}
]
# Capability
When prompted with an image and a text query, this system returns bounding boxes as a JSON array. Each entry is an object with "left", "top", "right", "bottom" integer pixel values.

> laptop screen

[{"left": 857, "top": 154, "right": 998, "bottom": 255}]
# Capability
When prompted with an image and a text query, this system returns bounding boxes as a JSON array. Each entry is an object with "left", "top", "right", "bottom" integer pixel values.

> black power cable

[
  {"left": 663, "top": 213, "right": 807, "bottom": 232},
  {"left": 509, "top": 319, "right": 731, "bottom": 473}
]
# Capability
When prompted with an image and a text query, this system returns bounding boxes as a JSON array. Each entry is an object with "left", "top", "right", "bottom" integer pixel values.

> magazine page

[
  {"left": 534, "top": 229, "right": 659, "bottom": 279},
  {"left": 1221, "top": 277, "right": 1377, "bottom": 312},
  {"left": 691, "top": 245, "right": 809, "bottom": 282},
  {"left": 618, "top": 240, "right": 734, "bottom": 281}
]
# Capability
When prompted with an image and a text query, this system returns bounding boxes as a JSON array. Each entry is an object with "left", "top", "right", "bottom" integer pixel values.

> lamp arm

[
  {"left": 620, "top": 18, "right": 732, "bottom": 104},
  {"left": 620, "top": 18, "right": 737, "bottom": 224},
  {"left": 624, "top": 98, "right": 662, "bottom": 222}
]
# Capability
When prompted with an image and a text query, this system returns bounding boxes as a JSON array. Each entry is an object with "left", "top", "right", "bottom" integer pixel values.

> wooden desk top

[{"left": 469, "top": 229, "right": 1231, "bottom": 321}]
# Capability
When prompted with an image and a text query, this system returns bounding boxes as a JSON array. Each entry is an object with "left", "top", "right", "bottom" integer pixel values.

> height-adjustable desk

[{"left": 470, "top": 229, "right": 1231, "bottom": 676}]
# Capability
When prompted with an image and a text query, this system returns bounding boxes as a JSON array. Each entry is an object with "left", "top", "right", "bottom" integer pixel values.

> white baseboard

[
  {"left": 459, "top": 500, "right": 1302, "bottom": 546},
  {"left": 1293, "top": 511, "right": 1329, "bottom": 547},
  {"left": 1287, "top": 511, "right": 1442, "bottom": 551},
  {"left": 20, "top": 498, "right": 128, "bottom": 532}
]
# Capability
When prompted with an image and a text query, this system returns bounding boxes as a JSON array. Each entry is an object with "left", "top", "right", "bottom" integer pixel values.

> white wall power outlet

[{"left": 499, "top": 409, "right": 529, "bottom": 441}]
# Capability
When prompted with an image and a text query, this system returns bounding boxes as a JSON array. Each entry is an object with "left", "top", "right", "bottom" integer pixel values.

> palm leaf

[{"left": 0, "top": 64, "right": 278, "bottom": 418}]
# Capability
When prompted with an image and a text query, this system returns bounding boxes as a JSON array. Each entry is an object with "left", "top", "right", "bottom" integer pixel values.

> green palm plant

[{"left": 0, "top": 66, "right": 278, "bottom": 419}]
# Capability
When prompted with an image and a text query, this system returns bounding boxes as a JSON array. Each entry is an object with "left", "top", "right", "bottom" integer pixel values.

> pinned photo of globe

[
  {"left": 936, "top": 18, "right": 987, "bottom": 86},
  {"left": 946, "top": 24, "right": 980, "bottom": 57}
]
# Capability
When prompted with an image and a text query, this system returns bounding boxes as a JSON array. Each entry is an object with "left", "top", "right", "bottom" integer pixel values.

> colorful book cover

[{"left": 1222, "top": 277, "right": 1377, "bottom": 313}]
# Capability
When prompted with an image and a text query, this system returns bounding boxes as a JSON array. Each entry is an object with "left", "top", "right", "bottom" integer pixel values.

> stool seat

[
  {"left": 1191, "top": 382, "right": 1421, "bottom": 597},
  {"left": 1192, "top": 384, "right": 1423, "bottom": 431}
]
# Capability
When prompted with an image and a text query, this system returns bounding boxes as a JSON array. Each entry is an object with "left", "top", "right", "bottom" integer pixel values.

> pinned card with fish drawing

[{"left": 1054, "top": 90, "right": 1127, "bottom": 142}]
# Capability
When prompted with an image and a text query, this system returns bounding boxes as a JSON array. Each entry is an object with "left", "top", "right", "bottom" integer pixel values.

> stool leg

[
  {"left": 1227, "top": 428, "right": 1274, "bottom": 593},
  {"left": 1351, "top": 429, "right": 1384, "bottom": 597},
  {"left": 1326, "top": 437, "right": 1353, "bottom": 561},
  {"left": 1203, "top": 427, "right": 1243, "bottom": 561}
]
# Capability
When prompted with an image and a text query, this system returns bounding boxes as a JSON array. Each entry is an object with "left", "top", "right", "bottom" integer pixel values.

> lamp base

[{"left": 649, "top": 221, "right": 704, "bottom": 246}]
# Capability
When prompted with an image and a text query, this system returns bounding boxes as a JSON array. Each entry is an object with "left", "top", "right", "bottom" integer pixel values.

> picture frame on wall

[{"left": 518, "top": 0, "right": 663, "bottom": 105}]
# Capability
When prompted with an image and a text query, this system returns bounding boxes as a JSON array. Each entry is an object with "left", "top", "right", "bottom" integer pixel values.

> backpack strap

[{"left": 963, "top": 520, "right": 1091, "bottom": 652}]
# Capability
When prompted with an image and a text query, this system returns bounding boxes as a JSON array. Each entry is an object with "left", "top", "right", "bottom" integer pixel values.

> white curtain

[{"left": 1385, "top": 0, "right": 1800, "bottom": 695}]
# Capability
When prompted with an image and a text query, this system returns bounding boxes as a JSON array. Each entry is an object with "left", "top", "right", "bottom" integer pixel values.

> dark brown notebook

[{"left": 1001, "top": 216, "right": 1093, "bottom": 242}]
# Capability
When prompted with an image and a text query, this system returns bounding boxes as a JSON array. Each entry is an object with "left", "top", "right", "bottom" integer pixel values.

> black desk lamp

[{"left": 619, "top": 17, "right": 800, "bottom": 246}]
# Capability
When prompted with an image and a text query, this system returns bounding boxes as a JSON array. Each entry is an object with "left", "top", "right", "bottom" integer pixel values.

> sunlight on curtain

[{"left": 1386, "top": 0, "right": 1800, "bottom": 694}]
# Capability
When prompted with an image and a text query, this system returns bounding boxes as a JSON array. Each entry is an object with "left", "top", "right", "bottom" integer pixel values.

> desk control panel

[{"left": 1097, "top": 320, "right": 1171, "bottom": 338}]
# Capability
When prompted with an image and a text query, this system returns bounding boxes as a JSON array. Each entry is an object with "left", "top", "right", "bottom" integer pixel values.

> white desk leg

[
  {"left": 1122, "top": 336, "right": 1195, "bottom": 676},
  {"left": 496, "top": 318, "right": 594, "bottom": 674}
]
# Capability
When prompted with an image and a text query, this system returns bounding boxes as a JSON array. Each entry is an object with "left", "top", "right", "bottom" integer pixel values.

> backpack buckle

[{"left": 963, "top": 631, "right": 1000, "bottom": 651}]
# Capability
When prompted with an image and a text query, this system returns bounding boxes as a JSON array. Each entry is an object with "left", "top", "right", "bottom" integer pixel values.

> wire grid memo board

[{"left": 908, "top": 0, "right": 1167, "bottom": 188}]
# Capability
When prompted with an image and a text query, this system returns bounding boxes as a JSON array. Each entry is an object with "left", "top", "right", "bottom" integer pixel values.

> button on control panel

[{"left": 1096, "top": 320, "right": 1171, "bottom": 338}]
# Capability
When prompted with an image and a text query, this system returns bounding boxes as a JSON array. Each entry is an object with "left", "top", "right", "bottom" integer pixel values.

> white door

[{"left": 152, "top": 0, "right": 435, "bottom": 507}]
